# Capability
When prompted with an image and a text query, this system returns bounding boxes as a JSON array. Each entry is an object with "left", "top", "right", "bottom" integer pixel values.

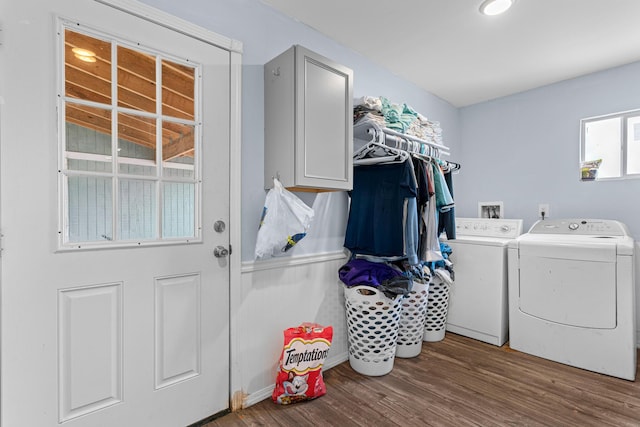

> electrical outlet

[{"left": 538, "top": 204, "right": 550, "bottom": 219}]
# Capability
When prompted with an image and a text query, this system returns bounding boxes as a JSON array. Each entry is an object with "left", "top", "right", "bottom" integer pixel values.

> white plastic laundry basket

[
  {"left": 344, "top": 285, "right": 403, "bottom": 376},
  {"left": 396, "top": 279, "right": 431, "bottom": 358},
  {"left": 423, "top": 276, "right": 450, "bottom": 342}
]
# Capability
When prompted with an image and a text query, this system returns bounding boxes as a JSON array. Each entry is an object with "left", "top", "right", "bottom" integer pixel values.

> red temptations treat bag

[{"left": 272, "top": 323, "right": 333, "bottom": 405}]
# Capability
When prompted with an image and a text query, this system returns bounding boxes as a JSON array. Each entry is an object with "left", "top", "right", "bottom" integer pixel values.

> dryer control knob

[{"left": 568, "top": 222, "right": 579, "bottom": 231}]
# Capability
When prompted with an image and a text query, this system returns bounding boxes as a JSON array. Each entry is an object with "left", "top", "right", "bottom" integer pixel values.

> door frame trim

[
  {"left": 95, "top": 0, "right": 243, "bottom": 53},
  {"left": 94, "top": 0, "right": 244, "bottom": 414},
  {"left": 228, "top": 41, "right": 244, "bottom": 412}
]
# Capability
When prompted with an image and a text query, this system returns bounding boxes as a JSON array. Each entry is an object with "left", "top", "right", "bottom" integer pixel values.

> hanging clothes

[
  {"left": 438, "top": 169, "right": 456, "bottom": 239},
  {"left": 347, "top": 103, "right": 460, "bottom": 267},
  {"left": 420, "top": 161, "right": 443, "bottom": 262},
  {"left": 431, "top": 161, "right": 454, "bottom": 212},
  {"left": 344, "top": 159, "right": 417, "bottom": 259},
  {"left": 411, "top": 156, "right": 430, "bottom": 211},
  {"left": 405, "top": 197, "right": 419, "bottom": 265}
]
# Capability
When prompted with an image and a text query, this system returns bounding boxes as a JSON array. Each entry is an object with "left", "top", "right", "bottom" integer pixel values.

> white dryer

[
  {"left": 445, "top": 218, "right": 523, "bottom": 346},
  {"left": 508, "top": 219, "right": 636, "bottom": 380}
]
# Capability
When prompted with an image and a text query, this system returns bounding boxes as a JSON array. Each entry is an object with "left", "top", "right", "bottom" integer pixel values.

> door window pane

[
  {"left": 65, "top": 104, "right": 112, "bottom": 172},
  {"left": 162, "top": 59, "right": 195, "bottom": 120},
  {"left": 118, "top": 112, "right": 157, "bottom": 176},
  {"left": 65, "top": 29, "right": 111, "bottom": 104},
  {"left": 163, "top": 121, "right": 194, "bottom": 178},
  {"left": 117, "top": 45, "right": 156, "bottom": 113},
  {"left": 163, "top": 182, "right": 195, "bottom": 238},
  {"left": 67, "top": 176, "right": 113, "bottom": 242},
  {"left": 119, "top": 179, "right": 157, "bottom": 240}
]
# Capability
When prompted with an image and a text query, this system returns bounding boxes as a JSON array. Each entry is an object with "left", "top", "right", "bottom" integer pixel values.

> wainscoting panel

[{"left": 239, "top": 252, "right": 348, "bottom": 407}]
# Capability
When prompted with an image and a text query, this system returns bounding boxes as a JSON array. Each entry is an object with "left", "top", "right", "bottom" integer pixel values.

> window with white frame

[
  {"left": 580, "top": 109, "right": 640, "bottom": 180},
  {"left": 60, "top": 25, "right": 200, "bottom": 248}
]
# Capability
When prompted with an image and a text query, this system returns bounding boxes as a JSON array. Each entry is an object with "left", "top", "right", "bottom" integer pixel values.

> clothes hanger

[
  {"left": 411, "top": 151, "right": 433, "bottom": 163},
  {"left": 353, "top": 141, "right": 409, "bottom": 165},
  {"left": 353, "top": 140, "right": 396, "bottom": 159},
  {"left": 353, "top": 128, "right": 383, "bottom": 160},
  {"left": 446, "top": 161, "right": 461, "bottom": 172}
]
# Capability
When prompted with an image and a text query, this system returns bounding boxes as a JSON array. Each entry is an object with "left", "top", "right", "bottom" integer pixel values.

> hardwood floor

[{"left": 207, "top": 333, "right": 640, "bottom": 427}]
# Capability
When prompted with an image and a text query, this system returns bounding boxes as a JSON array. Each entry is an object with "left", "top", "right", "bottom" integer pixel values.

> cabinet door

[{"left": 294, "top": 46, "right": 353, "bottom": 190}]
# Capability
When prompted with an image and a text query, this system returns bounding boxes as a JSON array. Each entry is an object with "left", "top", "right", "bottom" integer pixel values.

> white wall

[
  {"left": 139, "top": 0, "right": 461, "bottom": 261},
  {"left": 457, "top": 61, "right": 640, "bottom": 237},
  {"left": 238, "top": 253, "right": 349, "bottom": 406}
]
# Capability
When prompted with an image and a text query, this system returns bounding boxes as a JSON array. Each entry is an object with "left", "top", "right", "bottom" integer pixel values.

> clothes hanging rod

[
  {"left": 354, "top": 119, "right": 449, "bottom": 155},
  {"left": 379, "top": 127, "right": 449, "bottom": 153}
]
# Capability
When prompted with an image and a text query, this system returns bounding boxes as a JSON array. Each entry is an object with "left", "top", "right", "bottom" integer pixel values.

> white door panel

[{"left": 1, "top": 1, "right": 232, "bottom": 426}]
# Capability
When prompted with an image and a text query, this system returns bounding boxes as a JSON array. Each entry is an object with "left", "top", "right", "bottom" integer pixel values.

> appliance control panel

[
  {"left": 528, "top": 219, "right": 629, "bottom": 236},
  {"left": 455, "top": 218, "right": 524, "bottom": 239}
]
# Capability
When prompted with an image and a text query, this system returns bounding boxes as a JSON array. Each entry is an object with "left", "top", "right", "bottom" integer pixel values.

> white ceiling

[{"left": 261, "top": 0, "right": 640, "bottom": 107}]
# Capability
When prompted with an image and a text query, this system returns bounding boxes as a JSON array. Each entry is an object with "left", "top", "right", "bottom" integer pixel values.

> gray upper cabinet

[{"left": 264, "top": 45, "right": 353, "bottom": 191}]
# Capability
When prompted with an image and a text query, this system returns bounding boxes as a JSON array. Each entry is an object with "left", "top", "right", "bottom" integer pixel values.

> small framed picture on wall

[{"left": 478, "top": 201, "right": 504, "bottom": 219}]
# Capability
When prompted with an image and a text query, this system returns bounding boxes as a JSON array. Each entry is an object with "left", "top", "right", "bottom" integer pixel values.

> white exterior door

[{"left": 0, "top": 1, "right": 236, "bottom": 425}]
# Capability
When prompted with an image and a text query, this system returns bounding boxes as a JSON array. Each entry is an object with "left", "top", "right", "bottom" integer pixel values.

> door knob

[{"left": 214, "top": 246, "right": 229, "bottom": 258}]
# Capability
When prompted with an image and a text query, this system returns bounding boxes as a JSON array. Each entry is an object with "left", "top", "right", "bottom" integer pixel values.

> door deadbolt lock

[
  {"left": 214, "top": 220, "right": 226, "bottom": 233},
  {"left": 214, "top": 246, "right": 229, "bottom": 258}
]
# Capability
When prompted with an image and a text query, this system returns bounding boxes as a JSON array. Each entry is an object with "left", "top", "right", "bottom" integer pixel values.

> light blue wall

[
  {"left": 139, "top": 0, "right": 461, "bottom": 260},
  {"left": 140, "top": 0, "right": 640, "bottom": 249},
  {"left": 457, "top": 61, "right": 640, "bottom": 239}
]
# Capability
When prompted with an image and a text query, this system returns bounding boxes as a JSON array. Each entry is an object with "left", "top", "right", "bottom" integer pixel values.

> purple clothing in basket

[{"left": 339, "top": 259, "right": 412, "bottom": 298}]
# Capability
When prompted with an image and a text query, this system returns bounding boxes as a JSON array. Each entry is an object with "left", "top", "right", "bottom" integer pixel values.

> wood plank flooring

[{"left": 207, "top": 333, "right": 640, "bottom": 427}]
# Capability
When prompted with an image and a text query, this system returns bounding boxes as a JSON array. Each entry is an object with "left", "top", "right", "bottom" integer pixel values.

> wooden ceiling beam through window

[
  {"left": 64, "top": 29, "right": 196, "bottom": 160},
  {"left": 163, "top": 134, "right": 194, "bottom": 161},
  {"left": 66, "top": 103, "right": 196, "bottom": 158},
  {"left": 66, "top": 103, "right": 112, "bottom": 137}
]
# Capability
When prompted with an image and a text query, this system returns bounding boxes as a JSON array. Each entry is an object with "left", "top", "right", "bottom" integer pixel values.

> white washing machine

[
  {"left": 508, "top": 219, "right": 636, "bottom": 380},
  {"left": 445, "top": 218, "right": 523, "bottom": 346}
]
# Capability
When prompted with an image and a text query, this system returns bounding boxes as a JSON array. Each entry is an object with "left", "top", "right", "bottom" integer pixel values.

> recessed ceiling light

[
  {"left": 479, "top": 0, "right": 514, "bottom": 16},
  {"left": 72, "top": 47, "right": 97, "bottom": 63}
]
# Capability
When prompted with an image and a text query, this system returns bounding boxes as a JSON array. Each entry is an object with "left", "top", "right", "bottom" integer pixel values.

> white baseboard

[{"left": 323, "top": 352, "right": 349, "bottom": 370}]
